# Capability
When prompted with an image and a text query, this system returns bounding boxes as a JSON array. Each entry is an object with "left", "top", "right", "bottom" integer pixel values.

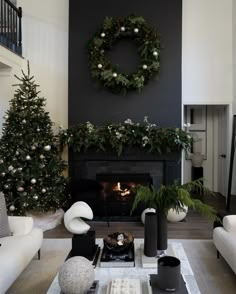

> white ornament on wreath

[{"left": 141, "top": 207, "right": 156, "bottom": 224}]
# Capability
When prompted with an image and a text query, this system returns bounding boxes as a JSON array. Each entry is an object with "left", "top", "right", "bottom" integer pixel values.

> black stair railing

[{"left": 0, "top": 0, "right": 22, "bottom": 55}]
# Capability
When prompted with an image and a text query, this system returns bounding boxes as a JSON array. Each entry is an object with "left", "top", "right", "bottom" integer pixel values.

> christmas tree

[{"left": 0, "top": 64, "right": 68, "bottom": 215}]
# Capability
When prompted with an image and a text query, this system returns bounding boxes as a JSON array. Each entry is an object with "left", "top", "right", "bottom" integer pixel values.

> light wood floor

[{"left": 44, "top": 194, "right": 236, "bottom": 240}]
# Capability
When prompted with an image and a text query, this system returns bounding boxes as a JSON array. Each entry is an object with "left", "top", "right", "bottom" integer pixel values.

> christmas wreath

[{"left": 87, "top": 15, "right": 161, "bottom": 94}]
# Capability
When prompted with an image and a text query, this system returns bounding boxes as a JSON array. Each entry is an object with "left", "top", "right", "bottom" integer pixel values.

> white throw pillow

[{"left": 0, "top": 192, "right": 11, "bottom": 238}]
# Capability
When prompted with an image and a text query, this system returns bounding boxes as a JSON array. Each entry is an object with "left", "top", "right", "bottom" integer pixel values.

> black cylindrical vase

[
  {"left": 157, "top": 256, "right": 181, "bottom": 291},
  {"left": 157, "top": 211, "right": 167, "bottom": 250},
  {"left": 144, "top": 212, "right": 157, "bottom": 257}
]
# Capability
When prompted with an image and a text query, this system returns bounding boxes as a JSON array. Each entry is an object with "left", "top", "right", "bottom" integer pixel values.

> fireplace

[
  {"left": 68, "top": 150, "right": 180, "bottom": 221},
  {"left": 96, "top": 173, "right": 152, "bottom": 219}
]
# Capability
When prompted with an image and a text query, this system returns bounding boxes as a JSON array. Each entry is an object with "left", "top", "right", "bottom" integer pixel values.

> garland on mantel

[
  {"left": 59, "top": 117, "right": 192, "bottom": 156},
  {"left": 87, "top": 15, "right": 161, "bottom": 94}
]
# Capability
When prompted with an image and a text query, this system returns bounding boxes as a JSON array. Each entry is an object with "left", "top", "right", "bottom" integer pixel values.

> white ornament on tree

[
  {"left": 8, "top": 165, "right": 14, "bottom": 171},
  {"left": 9, "top": 205, "right": 15, "bottom": 211},
  {"left": 0, "top": 159, "right": 3, "bottom": 164},
  {"left": 15, "top": 151, "right": 19, "bottom": 156},
  {"left": 37, "top": 128, "right": 40, "bottom": 132},
  {"left": 40, "top": 154, "right": 45, "bottom": 159},
  {"left": 42, "top": 188, "right": 46, "bottom": 193},
  {"left": 1, "top": 172, "right": 6, "bottom": 177},
  {"left": 44, "top": 145, "right": 51, "bottom": 151},
  {"left": 121, "top": 26, "right": 126, "bottom": 31},
  {"left": 134, "top": 28, "right": 139, "bottom": 33},
  {"left": 153, "top": 51, "right": 158, "bottom": 56},
  {"left": 112, "top": 72, "right": 118, "bottom": 78},
  {"left": 33, "top": 195, "right": 38, "bottom": 200},
  {"left": 97, "top": 64, "right": 103, "bottom": 69},
  {"left": 17, "top": 187, "right": 24, "bottom": 192},
  {"left": 100, "top": 32, "right": 106, "bottom": 37},
  {"left": 31, "top": 178, "right": 37, "bottom": 184},
  {"left": 142, "top": 64, "right": 147, "bottom": 69},
  {"left": 22, "top": 119, "right": 26, "bottom": 124},
  {"left": 26, "top": 155, "right": 31, "bottom": 160},
  {"left": 31, "top": 145, "right": 36, "bottom": 150},
  {"left": 4, "top": 184, "right": 9, "bottom": 189},
  {"left": 4, "top": 114, "right": 9, "bottom": 119}
]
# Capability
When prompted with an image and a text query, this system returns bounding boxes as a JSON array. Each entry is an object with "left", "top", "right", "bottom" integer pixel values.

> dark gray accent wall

[{"left": 69, "top": 0, "right": 182, "bottom": 127}]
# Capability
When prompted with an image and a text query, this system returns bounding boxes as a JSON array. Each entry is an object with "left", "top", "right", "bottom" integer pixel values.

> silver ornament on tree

[
  {"left": 40, "top": 154, "right": 45, "bottom": 159},
  {"left": 31, "top": 145, "right": 36, "bottom": 150},
  {"left": 31, "top": 178, "right": 37, "bottom": 184},
  {"left": 100, "top": 32, "right": 105, "bottom": 37},
  {"left": 97, "top": 64, "right": 103, "bottom": 69},
  {"left": 26, "top": 155, "right": 31, "bottom": 160},
  {"left": 4, "top": 184, "right": 9, "bottom": 189},
  {"left": 112, "top": 72, "right": 117, "bottom": 78},
  {"left": 42, "top": 188, "right": 46, "bottom": 193},
  {"left": 22, "top": 119, "right": 26, "bottom": 124},
  {"left": 153, "top": 51, "right": 158, "bottom": 56},
  {"left": 1, "top": 172, "right": 6, "bottom": 177},
  {"left": 15, "top": 151, "right": 19, "bottom": 156},
  {"left": 17, "top": 187, "right": 24, "bottom": 192},
  {"left": 37, "top": 128, "right": 40, "bottom": 132},
  {"left": 18, "top": 167, "right": 22, "bottom": 171},
  {"left": 33, "top": 195, "right": 38, "bottom": 200},
  {"left": 8, "top": 165, "right": 14, "bottom": 171},
  {"left": 121, "top": 26, "right": 126, "bottom": 31},
  {"left": 4, "top": 114, "right": 9, "bottom": 119},
  {"left": 44, "top": 145, "right": 51, "bottom": 151},
  {"left": 9, "top": 205, "right": 15, "bottom": 211},
  {"left": 134, "top": 28, "right": 139, "bottom": 33},
  {"left": 142, "top": 64, "right": 147, "bottom": 69}
]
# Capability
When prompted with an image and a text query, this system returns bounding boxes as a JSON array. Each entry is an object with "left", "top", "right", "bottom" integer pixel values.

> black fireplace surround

[{"left": 68, "top": 150, "right": 180, "bottom": 221}]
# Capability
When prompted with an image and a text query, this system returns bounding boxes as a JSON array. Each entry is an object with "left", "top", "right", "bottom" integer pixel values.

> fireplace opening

[{"left": 96, "top": 173, "right": 152, "bottom": 220}]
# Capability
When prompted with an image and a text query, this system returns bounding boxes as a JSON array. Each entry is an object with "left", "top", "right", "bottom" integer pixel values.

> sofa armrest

[
  {"left": 223, "top": 215, "right": 236, "bottom": 234},
  {"left": 8, "top": 216, "right": 34, "bottom": 236}
]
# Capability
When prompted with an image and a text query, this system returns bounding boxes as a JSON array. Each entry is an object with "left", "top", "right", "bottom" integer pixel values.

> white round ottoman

[{"left": 64, "top": 201, "right": 93, "bottom": 234}]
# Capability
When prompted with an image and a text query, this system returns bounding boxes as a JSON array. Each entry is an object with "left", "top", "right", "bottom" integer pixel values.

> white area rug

[{"left": 7, "top": 239, "right": 236, "bottom": 294}]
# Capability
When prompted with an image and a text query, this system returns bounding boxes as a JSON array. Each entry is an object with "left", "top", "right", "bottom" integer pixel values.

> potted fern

[{"left": 131, "top": 179, "right": 217, "bottom": 254}]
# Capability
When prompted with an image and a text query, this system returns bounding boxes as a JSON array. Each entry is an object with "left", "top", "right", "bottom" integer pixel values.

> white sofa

[
  {"left": 213, "top": 215, "right": 236, "bottom": 274},
  {"left": 0, "top": 216, "right": 43, "bottom": 294}
]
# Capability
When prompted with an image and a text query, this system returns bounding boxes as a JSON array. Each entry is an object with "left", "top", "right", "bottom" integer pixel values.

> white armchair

[
  {"left": 0, "top": 216, "right": 43, "bottom": 294},
  {"left": 213, "top": 215, "right": 236, "bottom": 274}
]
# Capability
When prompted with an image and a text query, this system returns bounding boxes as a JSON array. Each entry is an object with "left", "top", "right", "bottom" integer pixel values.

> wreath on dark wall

[{"left": 87, "top": 15, "right": 161, "bottom": 94}]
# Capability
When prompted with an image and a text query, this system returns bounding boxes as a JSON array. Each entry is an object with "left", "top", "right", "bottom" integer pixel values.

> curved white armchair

[
  {"left": 0, "top": 216, "right": 43, "bottom": 293},
  {"left": 213, "top": 215, "right": 236, "bottom": 274}
]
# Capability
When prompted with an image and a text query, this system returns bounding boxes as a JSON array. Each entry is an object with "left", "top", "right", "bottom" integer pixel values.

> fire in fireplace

[{"left": 96, "top": 173, "right": 152, "bottom": 219}]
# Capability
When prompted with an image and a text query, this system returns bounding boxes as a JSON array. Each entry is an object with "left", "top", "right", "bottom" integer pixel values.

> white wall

[
  {"left": 182, "top": 0, "right": 233, "bottom": 105},
  {"left": 17, "top": 0, "right": 69, "bottom": 128}
]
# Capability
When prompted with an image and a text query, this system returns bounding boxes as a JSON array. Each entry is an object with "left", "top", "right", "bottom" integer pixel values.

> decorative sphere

[
  {"left": 33, "top": 195, "right": 38, "bottom": 200},
  {"left": 0, "top": 159, "right": 3, "bottom": 164},
  {"left": 9, "top": 205, "right": 15, "bottom": 211},
  {"left": 31, "top": 178, "right": 37, "bottom": 184},
  {"left": 4, "top": 184, "right": 9, "bottom": 189},
  {"left": 15, "top": 151, "right": 19, "bottom": 155},
  {"left": 44, "top": 145, "right": 51, "bottom": 151},
  {"left": 18, "top": 167, "right": 22, "bottom": 171},
  {"left": 141, "top": 208, "right": 156, "bottom": 224},
  {"left": 40, "top": 154, "right": 45, "bottom": 159},
  {"left": 58, "top": 256, "right": 95, "bottom": 294},
  {"left": 97, "top": 63, "right": 103, "bottom": 69},
  {"left": 8, "top": 165, "right": 14, "bottom": 171},
  {"left": 31, "top": 145, "right": 36, "bottom": 150},
  {"left": 17, "top": 187, "right": 24, "bottom": 192},
  {"left": 142, "top": 64, "right": 147, "bottom": 69},
  {"left": 4, "top": 114, "right": 9, "bottom": 119},
  {"left": 26, "top": 155, "right": 31, "bottom": 160},
  {"left": 100, "top": 32, "right": 106, "bottom": 38},
  {"left": 22, "top": 119, "right": 26, "bottom": 124},
  {"left": 153, "top": 51, "right": 158, "bottom": 56},
  {"left": 1, "top": 172, "right": 6, "bottom": 177},
  {"left": 121, "top": 26, "right": 126, "bottom": 31},
  {"left": 134, "top": 28, "right": 139, "bottom": 33},
  {"left": 42, "top": 188, "right": 46, "bottom": 193},
  {"left": 37, "top": 128, "right": 40, "bottom": 132},
  {"left": 112, "top": 72, "right": 118, "bottom": 78}
]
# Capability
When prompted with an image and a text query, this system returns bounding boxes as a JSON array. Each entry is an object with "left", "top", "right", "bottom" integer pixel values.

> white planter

[
  {"left": 26, "top": 208, "right": 64, "bottom": 232},
  {"left": 190, "top": 152, "right": 204, "bottom": 167},
  {"left": 141, "top": 208, "right": 156, "bottom": 224},
  {"left": 167, "top": 206, "right": 188, "bottom": 222}
]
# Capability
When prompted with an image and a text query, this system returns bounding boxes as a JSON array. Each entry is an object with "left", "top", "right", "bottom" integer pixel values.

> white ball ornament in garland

[
  {"left": 112, "top": 72, "right": 117, "bottom": 78},
  {"left": 33, "top": 195, "right": 38, "bottom": 200},
  {"left": 142, "top": 64, "right": 147, "bottom": 69},
  {"left": 97, "top": 64, "right": 103, "bottom": 69},
  {"left": 37, "top": 128, "right": 40, "bottom": 132},
  {"left": 31, "top": 145, "right": 36, "bottom": 150},
  {"left": 100, "top": 32, "right": 106, "bottom": 38},
  {"left": 44, "top": 145, "right": 51, "bottom": 151},
  {"left": 22, "top": 119, "right": 26, "bottom": 124},
  {"left": 4, "top": 184, "right": 9, "bottom": 189},
  {"left": 26, "top": 155, "right": 31, "bottom": 160},
  {"left": 134, "top": 28, "right": 139, "bottom": 33},
  {"left": 153, "top": 51, "right": 158, "bottom": 56},
  {"left": 42, "top": 188, "right": 46, "bottom": 193},
  {"left": 4, "top": 114, "right": 9, "bottom": 119},
  {"left": 40, "top": 154, "right": 45, "bottom": 159},
  {"left": 31, "top": 178, "right": 37, "bottom": 184},
  {"left": 121, "top": 26, "right": 126, "bottom": 31},
  {"left": 1, "top": 172, "right": 6, "bottom": 177},
  {"left": 9, "top": 205, "right": 15, "bottom": 211},
  {"left": 15, "top": 151, "right": 19, "bottom": 156},
  {"left": 18, "top": 167, "right": 22, "bottom": 171},
  {"left": 0, "top": 159, "right": 3, "bottom": 164}
]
